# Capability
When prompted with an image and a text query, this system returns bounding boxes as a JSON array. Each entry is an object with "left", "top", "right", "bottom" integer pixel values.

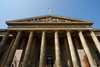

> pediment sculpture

[{"left": 22, "top": 17, "right": 82, "bottom": 22}]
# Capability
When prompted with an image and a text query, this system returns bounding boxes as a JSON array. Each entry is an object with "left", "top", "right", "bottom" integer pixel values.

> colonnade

[{"left": 0, "top": 30, "right": 99, "bottom": 67}]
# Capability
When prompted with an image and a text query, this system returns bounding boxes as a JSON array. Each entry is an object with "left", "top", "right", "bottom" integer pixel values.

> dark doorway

[{"left": 47, "top": 56, "right": 53, "bottom": 67}]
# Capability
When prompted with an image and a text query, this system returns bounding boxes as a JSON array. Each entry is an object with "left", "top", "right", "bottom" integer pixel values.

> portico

[{"left": 0, "top": 15, "right": 100, "bottom": 67}]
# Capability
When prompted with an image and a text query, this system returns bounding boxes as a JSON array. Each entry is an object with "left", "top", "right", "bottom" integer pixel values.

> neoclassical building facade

[{"left": 0, "top": 15, "right": 100, "bottom": 67}]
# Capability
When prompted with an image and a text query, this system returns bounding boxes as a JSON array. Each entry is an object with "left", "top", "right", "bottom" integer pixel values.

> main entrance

[{"left": 47, "top": 56, "right": 53, "bottom": 67}]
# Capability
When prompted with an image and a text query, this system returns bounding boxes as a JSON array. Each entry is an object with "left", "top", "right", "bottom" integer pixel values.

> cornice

[{"left": 6, "top": 22, "right": 93, "bottom": 25}]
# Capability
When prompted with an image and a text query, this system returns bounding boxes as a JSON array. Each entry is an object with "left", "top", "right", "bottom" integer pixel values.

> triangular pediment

[{"left": 7, "top": 15, "right": 93, "bottom": 23}]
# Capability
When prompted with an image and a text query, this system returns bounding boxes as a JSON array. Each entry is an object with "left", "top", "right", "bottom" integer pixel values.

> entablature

[{"left": 6, "top": 22, "right": 93, "bottom": 30}]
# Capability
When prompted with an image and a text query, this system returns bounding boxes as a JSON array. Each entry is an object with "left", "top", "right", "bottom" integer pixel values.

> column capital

[
  {"left": 29, "top": 30, "right": 34, "bottom": 32},
  {"left": 77, "top": 30, "right": 83, "bottom": 32},
  {"left": 65, "top": 30, "right": 71, "bottom": 32},
  {"left": 17, "top": 30, "right": 23, "bottom": 32},
  {"left": 89, "top": 29, "right": 95, "bottom": 32},
  {"left": 41, "top": 30, "right": 47, "bottom": 32},
  {"left": 54, "top": 30, "right": 59, "bottom": 32}
]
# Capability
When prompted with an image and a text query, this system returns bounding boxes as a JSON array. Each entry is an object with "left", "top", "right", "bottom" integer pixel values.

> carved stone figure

[
  {"left": 22, "top": 17, "right": 73, "bottom": 22},
  {"left": 65, "top": 20, "right": 67, "bottom": 22},
  {"left": 57, "top": 19, "right": 59, "bottom": 22}
]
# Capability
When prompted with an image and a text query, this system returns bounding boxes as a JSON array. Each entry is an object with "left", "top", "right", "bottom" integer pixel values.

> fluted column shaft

[
  {"left": 64, "top": 38, "right": 72, "bottom": 67},
  {"left": 18, "top": 38, "right": 27, "bottom": 67},
  {"left": 39, "top": 31, "right": 46, "bottom": 67},
  {"left": 0, "top": 31, "right": 10, "bottom": 54},
  {"left": 1, "top": 38, "right": 15, "bottom": 67},
  {"left": 32, "top": 42, "right": 37, "bottom": 67},
  {"left": 66, "top": 31, "right": 79, "bottom": 67},
  {"left": 4, "top": 30, "right": 22, "bottom": 67},
  {"left": 30, "top": 38, "right": 36, "bottom": 67},
  {"left": 54, "top": 31, "right": 62, "bottom": 67},
  {"left": 78, "top": 31, "right": 96, "bottom": 67},
  {"left": 22, "top": 31, "right": 34, "bottom": 67},
  {"left": 90, "top": 31, "right": 100, "bottom": 53},
  {"left": 62, "top": 44, "right": 66, "bottom": 64},
  {"left": 20, "top": 38, "right": 27, "bottom": 49}
]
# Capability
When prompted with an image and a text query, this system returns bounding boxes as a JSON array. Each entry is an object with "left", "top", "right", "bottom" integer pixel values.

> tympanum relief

[{"left": 19, "top": 17, "right": 83, "bottom": 22}]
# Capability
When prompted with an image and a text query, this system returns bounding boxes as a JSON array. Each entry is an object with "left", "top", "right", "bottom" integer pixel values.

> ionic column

[
  {"left": 0, "top": 30, "right": 10, "bottom": 54},
  {"left": 18, "top": 38, "right": 27, "bottom": 67},
  {"left": 20, "top": 38, "right": 27, "bottom": 49},
  {"left": 62, "top": 44, "right": 66, "bottom": 66},
  {"left": 36, "top": 47, "right": 39, "bottom": 67},
  {"left": 54, "top": 30, "right": 62, "bottom": 67},
  {"left": 39, "top": 30, "right": 46, "bottom": 67},
  {"left": 66, "top": 31, "right": 79, "bottom": 67},
  {"left": 78, "top": 31, "right": 96, "bottom": 67},
  {"left": 22, "top": 31, "right": 34, "bottom": 67},
  {"left": 90, "top": 31, "right": 100, "bottom": 53},
  {"left": 31, "top": 41, "right": 37, "bottom": 67},
  {"left": 30, "top": 38, "right": 36, "bottom": 67},
  {"left": 4, "top": 30, "right": 22, "bottom": 67},
  {"left": 1, "top": 38, "right": 15, "bottom": 67},
  {"left": 64, "top": 38, "right": 72, "bottom": 67}
]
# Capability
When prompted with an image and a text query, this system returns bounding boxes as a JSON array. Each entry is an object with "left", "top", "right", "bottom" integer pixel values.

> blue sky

[{"left": 0, "top": 0, "right": 100, "bottom": 29}]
